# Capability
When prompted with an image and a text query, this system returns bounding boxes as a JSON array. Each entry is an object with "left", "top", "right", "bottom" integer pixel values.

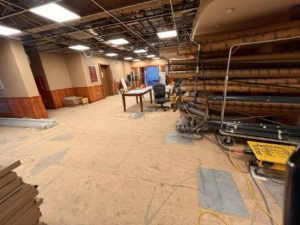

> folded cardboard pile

[
  {"left": 0, "top": 159, "right": 45, "bottom": 225},
  {"left": 63, "top": 96, "right": 83, "bottom": 107},
  {"left": 81, "top": 97, "right": 89, "bottom": 105}
]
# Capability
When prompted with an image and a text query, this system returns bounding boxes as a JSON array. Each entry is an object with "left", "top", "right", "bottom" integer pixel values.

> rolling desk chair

[{"left": 152, "top": 83, "right": 170, "bottom": 111}]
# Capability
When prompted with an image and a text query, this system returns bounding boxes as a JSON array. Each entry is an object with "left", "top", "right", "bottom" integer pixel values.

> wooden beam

[
  {"left": 181, "top": 84, "right": 300, "bottom": 94},
  {"left": 168, "top": 68, "right": 300, "bottom": 79},
  {"left": 179, "top": 21, "right": 300, "bottom": 54}
]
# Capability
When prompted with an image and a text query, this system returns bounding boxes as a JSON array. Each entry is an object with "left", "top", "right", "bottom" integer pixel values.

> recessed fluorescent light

[
  {"left": 69, "top": 45, "right": 90, "bottom": 51},
  {"left": 29, "top": 3, "right": 80, "bottom": 23},
  {"left": 108, "top": 38, "right": 129, "bottom": 45},
  {"left": 157, "top": 30, "right": 177, "bottom": 39},
  {"left": 133, "top": 59, "right": 141, "bottom": 62},
  {"left": 0, "top": 25, "right": 21, "bottom": 36},
  {"left": 146, "top": 55, "right": 155, "bottom": 58},
  {"left": 124, "top": 57, "right": 133, "bottom": 60},
  {"left": 134, "top": 49, "right": 147, "bottom": 54},
  {"left": 105, "top": 53, "right": 118, "bottom": 57}
]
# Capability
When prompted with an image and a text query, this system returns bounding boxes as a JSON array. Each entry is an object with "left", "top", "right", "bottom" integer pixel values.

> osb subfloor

[{"left": 0, "top": 95, "right": 282, "bottom": 225}]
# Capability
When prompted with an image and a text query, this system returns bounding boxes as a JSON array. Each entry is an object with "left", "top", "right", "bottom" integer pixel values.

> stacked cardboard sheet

[
  {"left": 63, "top": 96, "right": 83, "bottom": 107},
  {"left": 0, "top": 159, "right": 45, "bottom": 225}
]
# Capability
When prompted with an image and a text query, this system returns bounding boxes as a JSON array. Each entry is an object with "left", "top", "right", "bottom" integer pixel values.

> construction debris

[
  {"left": 0, "top": 158, "right": 46, "bottom": 225},
  {"left": 63, "top": 96, "right": 83, "bottom": 107},
  {"left": 0, "top": 118, "right": 56, "bottom": 129}
]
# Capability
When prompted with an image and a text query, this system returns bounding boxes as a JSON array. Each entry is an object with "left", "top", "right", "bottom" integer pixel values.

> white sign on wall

[{"left": 159, "top": 72, "right": 166, "bottom": 85}]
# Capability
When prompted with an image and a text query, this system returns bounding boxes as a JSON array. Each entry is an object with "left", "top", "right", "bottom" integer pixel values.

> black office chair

[{"left": 152, "top": 83, "right": 170, "bottom": 111}]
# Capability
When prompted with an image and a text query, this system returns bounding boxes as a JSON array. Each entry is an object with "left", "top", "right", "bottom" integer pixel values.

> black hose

[{"left": 248, "top": 163, "right": 274, "bottom": 225}]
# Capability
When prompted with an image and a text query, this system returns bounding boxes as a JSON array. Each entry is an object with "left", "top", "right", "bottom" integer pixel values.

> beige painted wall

[
  {"left": 64, "top": 53, "right": 89, "bottom": 87},
  {"left": 131, "top": 59, "right": 168, "bottom": 68},
  {"left": 40, "top": 52, "right": 72, "bottom": 90},
  {"left": 0, "top": 40, "right": 39, "bottom": 98},
  {"left": 28, "top": 52, "right": 46, "bottom": 78},
  {"left": 85, "top": 56, "right": 132, "bottom": 85}
]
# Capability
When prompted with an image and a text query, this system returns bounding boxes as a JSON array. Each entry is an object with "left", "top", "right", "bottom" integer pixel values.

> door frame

[{"left": 99, "top": 64, "right": 114, "bottom": 97}]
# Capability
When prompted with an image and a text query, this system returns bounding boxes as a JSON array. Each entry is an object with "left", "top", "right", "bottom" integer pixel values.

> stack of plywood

[
  {"left": 63, "top": 96, "right": 83, "bottom": 107},
  {"left": 0, "top": 159, "right": 45, "bottom": 225}
]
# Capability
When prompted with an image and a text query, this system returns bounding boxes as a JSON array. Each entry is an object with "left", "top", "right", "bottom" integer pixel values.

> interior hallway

[{"left": 0, "top": 95, "right": 282, "bottom": 225}]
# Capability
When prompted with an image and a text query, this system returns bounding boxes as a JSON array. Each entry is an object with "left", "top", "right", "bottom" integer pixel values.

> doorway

[
  {"left": 144, "top": 66, "right": 159, "bottom": 86},
  {"left": 99, "top": 64, "right": 113, "bottom": 97}
]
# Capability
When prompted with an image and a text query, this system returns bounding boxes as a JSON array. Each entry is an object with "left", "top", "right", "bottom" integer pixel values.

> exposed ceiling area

[
  {"left": 0, "top": 0, "right": 200, "bottom": 59},
  {"left": 193, "top": 0, "right": 300, "bottom": 38}
]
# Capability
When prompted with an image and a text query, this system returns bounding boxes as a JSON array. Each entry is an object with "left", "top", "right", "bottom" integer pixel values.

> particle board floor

[{"left": 0, "top": 95, "right": 283, "bottom": 225}]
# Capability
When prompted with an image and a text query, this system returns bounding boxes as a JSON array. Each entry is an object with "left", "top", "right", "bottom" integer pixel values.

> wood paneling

[
  {"left": 113, "top": 81, "right": 120, "bottom": 94},
  {"left": 49, "top": 88, "right": 74, "bottom": 108},
  {"left": 88, "top": 85, "right": 104, "bottom": 102},
  {"left": 73, "top": 85, "right": 104, "bottom": 103},
  {"left": 0, "top": 85, "right": 105, "bottom": 118},
  {"left": 0, "top": 96, "right": 48, "bottom": 119},
  {"left": 46, "top": 85, "right": 104, "bottom": 108},
  {"left": 0, "top": 98, "right": 11, "bottom": 117}
]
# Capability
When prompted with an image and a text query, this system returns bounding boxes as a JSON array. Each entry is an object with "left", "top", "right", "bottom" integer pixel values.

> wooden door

[{"left": 99, "top": 65, "right": 113, "bottom": 97}]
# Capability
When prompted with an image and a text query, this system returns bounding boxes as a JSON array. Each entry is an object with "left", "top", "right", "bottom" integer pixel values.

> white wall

[
  {"left": 40, "top": 52, "right": 72, "bottom": 90},
  {"left": 84, "top": 55, "right": 132, "bottom": 84},
  {"left": 131, "top": 58, "right": 168, "bottom": 68},
  {"left": 0, "top": 40, "right": 39, "bottom": 98},
  {"left": 65, "top": 53, "right": 89, "bottom": 87}
]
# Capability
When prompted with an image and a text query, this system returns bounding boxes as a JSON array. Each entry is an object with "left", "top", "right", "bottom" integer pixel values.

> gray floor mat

[
  {"left": 164, "top": 132, "right": 194, "bottom": 144},
  {"left": 129, "top": 112, "right": 144, "bottom": 119},
  {"left": 264, "top": 180, "right": 284, "bottom": 208},
  {"left": 196, "top": 168, "right": 248, "bottom": 216}
]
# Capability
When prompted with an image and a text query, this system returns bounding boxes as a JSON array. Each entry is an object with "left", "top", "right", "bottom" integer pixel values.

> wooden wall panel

[
  {"left": 0, "top": 98, "right": 11, "bottom": 117},
  {"left": 113, "top": 81, "right": 120, "bottom": 94},
  {"left": 29, "top": 96, "right": 48, "bottom": 118},
  {"left": 73, "top": 87, "right": 89, "bottom": 101},
  {"left": 73, "top": 85, "right": 104, "bottom": 103},
  {"left": 88, "top": 85, "right": 104, "bottom": 103},
  {"left": 49, "top": 88, "right": 74, "bottom": 108},
  {"left": 0, "top": 96, "right": 48, "bottom": 119}
]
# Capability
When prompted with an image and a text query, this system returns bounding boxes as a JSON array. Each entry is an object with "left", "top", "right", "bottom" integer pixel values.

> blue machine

[{"left": 144, "top": 66, "right": 159, "bottom": 86}]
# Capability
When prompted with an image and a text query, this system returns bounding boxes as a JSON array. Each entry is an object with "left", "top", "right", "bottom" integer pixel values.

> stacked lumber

[
  {"left": 179, "top": 20, "right": 300, "bottom": 54},
  {"left": 168, "top": 20, "right": 300, "bottom": 121},
  {"left": 63, "top": 96, "right": 83, "bottom": 107},
  {"left": 169, "top": 68, "right": 300, "bottom": 79},
  {"left": 181, "top": 96, "right": 300, "bottom": 115},
  {"left": 0, "top": 159, "right": 45, "bottom": 225}
]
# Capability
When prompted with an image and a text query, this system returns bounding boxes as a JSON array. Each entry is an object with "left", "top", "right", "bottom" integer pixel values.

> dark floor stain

[
  {"left": 129, "top": 112, "right": 144, "bottom": 120},
  {"left": 51, "top": 133, "right": 74, "bottom": 141},
  {"left": 264, "top": 180, "right": 284, "bottom": 208},
  {"left": 164, "top": 132, "right": 194, "bottom": 145},
  {"left": 0, "top": 138, "right": 7, "bottom": 145},
  {"left": 31, "top": 148, "right": 69, "bottom": 175}
]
